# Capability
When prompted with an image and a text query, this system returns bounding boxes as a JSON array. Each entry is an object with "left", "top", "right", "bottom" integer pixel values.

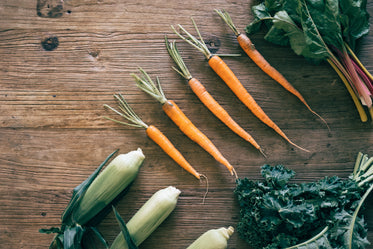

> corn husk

[
  {"left": 110, "top": 186, "right": 181, "bottom": 249},
  {"left": 40, "top": 149, "right": 145, "bottom": 249},
  {"left": 186, "top": 226, "right": 234, "bottom": 249},
  {"left": 72, "top": 148, "right": 145, "bottom": 225}
]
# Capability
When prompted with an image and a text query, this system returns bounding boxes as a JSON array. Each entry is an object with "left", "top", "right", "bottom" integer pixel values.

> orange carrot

[
  {"left": 132, "top": 68, "right": 237, "bottom": 177},
  {"left": 215, "top": 9, "right": 329, "bottom": 131},
  {"left": 145, "top": 124, "right": 202, "bottom": 179},
  {"left": 165, "top": 37, "right": 266, "bottom": 157},
  {"left": 208, "top": 55, "right": 309, "bottom": 152},
  {"left": 172, "top": 18, "right": 309, "bottom": 152},
  {"left": 103, "top": 93, "right": 202, "bottom": 180}
]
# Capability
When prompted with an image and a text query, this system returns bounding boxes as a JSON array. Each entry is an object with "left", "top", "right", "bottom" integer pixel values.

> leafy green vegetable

[
  {"left": 339, "top": 0, "right": 370, "bottom": 50},
  {"left": 235, "top": 152, "right": 373, "bottom": 248},
  {"left": 246, "top": 0, "right": 373, "bottom": 122}
]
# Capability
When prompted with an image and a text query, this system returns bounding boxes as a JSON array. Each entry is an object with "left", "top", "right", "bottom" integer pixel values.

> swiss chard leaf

[
  {"left": 339, "top": 0, "right": 370, "bottom": 49},
  {"left": 303, "top": 0, "right": 344, "bottom": 49},
  {"left": 269, "top": 11, "right": 313, "bottom": 56},
  {"left": 297, "top": 0, "right": 331, "bottom": 62},
  {"left": 246, "top": 2, "right": 272, "bottom": 34}
]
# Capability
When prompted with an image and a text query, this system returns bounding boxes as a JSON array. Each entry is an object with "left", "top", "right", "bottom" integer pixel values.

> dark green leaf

[
  {"left": 88, "top": 227, "right": 109, "bottom": 249},
  {"left": 264, "top": 24, "right": 290, "bottom": 46},
  {"left": 304, "top": 0, "right": 344, "bottom": 49},
  {"left": 235, "top": 164, "right": 370, "bottom": 248},
  {"left": 63, "top": 226, "right": 85, "bottom": 249},
  {"left": 264, "top": 0, "right": 284, "bottom": 13},
  {"left": 246, "top": 3, "right": 272, "bottom": 34},
  {"left": 47, "top": 234, "right": 64, "bottom": 249},
  {"left": 85, "top": 182, "right": 133, "bottom": 227},
  {"left": 39, "top": 227, "right": 62, "bottom": 234},
  {"left": 279, "top": 202, "right": 316, "bottom": 228},
  {"left": 270, "top": 11, "right": 313, "bottom": 55},
  {"left": 339, "top": 0, "right": 370, "bottom": 49},
  {"left": 113, "top": 206, "right": 138, "bottom": 249},
  {"left": 297, "top": 0, "right": 331, "bottom": 61},
  {"left": 246, "top": 0, "right": 370, "bottom": 65},
  {"left": 261, "top": 164, "right": 295, "bottom": 188}
]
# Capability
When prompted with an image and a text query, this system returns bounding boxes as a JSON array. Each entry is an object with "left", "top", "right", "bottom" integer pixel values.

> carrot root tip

[
  {"left": 259, "top": 148, "right": 267, "bottom": 158},
  {"left": 232, "top": 167, "right": 238, "bottom": 179},
  {"left": 310, "top": 109, "right": 331, "bottom": 133},
  {"left": 291, "top": 142, "right": 310, "bottom": 153},
  {"left": 200, "top": 174, "right": 209, "bottom": 204}
]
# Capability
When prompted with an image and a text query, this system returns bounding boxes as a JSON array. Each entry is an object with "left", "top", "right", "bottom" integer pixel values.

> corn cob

[
  {"left": 186, "top": 226, "right": 234, "bottom": 249},
  {"left": 110, "top": 186, "right": 181, "bottom": 249},
  {"left": 41, "top": 149, "right": 145, "bottom": 249},
  {"left": 72, "top": 148, "right": 145, "bottom": 225}
]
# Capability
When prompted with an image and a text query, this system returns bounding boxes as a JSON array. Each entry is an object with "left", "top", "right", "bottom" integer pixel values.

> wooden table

[{"left": 1, "top": 1, "right": 372, "bottom": 248}]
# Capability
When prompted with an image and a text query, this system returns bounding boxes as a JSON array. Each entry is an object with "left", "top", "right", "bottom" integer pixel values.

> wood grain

[{"left": 1, "top": 0, "right": 373, "bottom": 248}]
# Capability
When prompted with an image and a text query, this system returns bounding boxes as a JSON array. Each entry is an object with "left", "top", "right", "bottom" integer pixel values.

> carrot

[
  {"left": 103, "top": 93, "right": 202, "bottom": 180},
  {"left": 132, "top": 68, "right": 237, "bottom": 177},
  {"left": 215, "top": 9, "right": 330, "bottom": 131},
  {"left": 165, "top": 36, "right": 266, "bottom": 157},
  {"left": 172, "top": 18, "right": 309, "bottom": 152}
]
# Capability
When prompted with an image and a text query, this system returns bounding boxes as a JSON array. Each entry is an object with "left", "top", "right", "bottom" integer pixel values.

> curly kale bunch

[{"left": 235, "top": 160, "right": 373, "bottom": 249}]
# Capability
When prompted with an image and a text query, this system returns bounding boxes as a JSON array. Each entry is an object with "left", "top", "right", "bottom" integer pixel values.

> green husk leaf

[
  {"left": 50, "top": 234, "right": 64, "bottom": 249},
  {"left": 61, "top": 149, "right": 119, "bottom": 226},
  {"left": 84, "top": 181, "right": 133, "bottom": 227},
  {"left": 63, "top": 225, "right": 85, "bottom": 249},
  {"left": 113, "top": 207, "right": 139, "bottom": 249},
  {"left": 87, "top": 227, "right": 110, "bottom": 249},
  {"left": 39, "top": 227, "right": 62, "bottom": 234}
]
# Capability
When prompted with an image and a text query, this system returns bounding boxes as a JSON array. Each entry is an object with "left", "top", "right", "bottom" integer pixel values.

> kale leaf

[{"left": 235, "top": 164, "right": 371, "bottom": 248}]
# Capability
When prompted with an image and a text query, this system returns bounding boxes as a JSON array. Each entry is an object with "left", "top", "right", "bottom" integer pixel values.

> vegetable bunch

[
  {"left": 246, "top": 0, "right": 372, "bottom": 122},
  {"left": 40, "top": 149, "right": 233, "bottom": 249},
  {"left": 172, "top": 18, "right": 309, "bottom": 152},
  {"left": 234, "top": 152, "right": 373, "bottom": 248}
]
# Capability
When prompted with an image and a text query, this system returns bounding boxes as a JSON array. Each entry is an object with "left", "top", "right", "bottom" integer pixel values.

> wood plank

[{"left": 1, "top": 0, "right": 373, "bottom": 248}]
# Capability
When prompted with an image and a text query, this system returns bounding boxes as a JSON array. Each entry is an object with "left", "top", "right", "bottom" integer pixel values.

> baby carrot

[
  {"left": 103, "top": 93, "right": 202, "bottom": 180},
  {"left": 172, "top": 18, "right": 309, "bottom": 152},
  {"left": 132, "top": 68, "right": 237, "bottom": 177},
  {"left": 215, "top": 9, "right": 330, "bottom": 131},
  {"left": 165, "top": 36, "right": 266, "bottom": 157}
]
